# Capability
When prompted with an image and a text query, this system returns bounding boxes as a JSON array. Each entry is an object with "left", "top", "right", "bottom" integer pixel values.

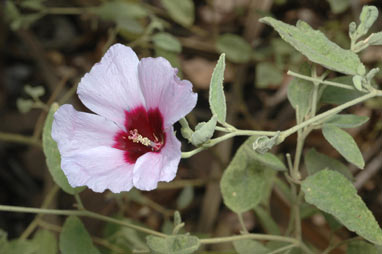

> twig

[{"left": 0, "top": 132, "right": 41, "bottom": 147}]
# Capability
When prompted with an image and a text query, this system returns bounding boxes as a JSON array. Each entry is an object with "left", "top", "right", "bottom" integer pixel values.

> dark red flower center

[{"left": 113, "top": 106, "right": 166, "bottom": 164}]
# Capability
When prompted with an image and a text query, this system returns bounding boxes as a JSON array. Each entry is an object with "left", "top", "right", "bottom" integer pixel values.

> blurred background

[{"left": 0, "top": 0, "right": 382, "bottom": 253}]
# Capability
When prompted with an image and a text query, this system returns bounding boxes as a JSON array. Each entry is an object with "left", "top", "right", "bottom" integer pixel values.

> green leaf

[
  {"left": 190, "top": 116, "right": 217, "bottom": 146},
  {"left": 4, "top": 1, "right": 21, "bottom": 24},
  {"left": 287, "top": 64, "right": 314, "bottom": 117},
  {"left": 352, "top": 75, "right": 363, "bottom": 91},
  {"left": 305, "top": 148, "right": 353, "bottom": 181},
  {"left": 42, "top": 103, "right": 85, "bottom": 195},
  {"left": 2, "top": 239, "right": 37, "bottom": 254},
  {"left": 251, "top": 152, "right": 287, "bottom": 172},
  {"left": 266, "top": 242, "right": 301, "bottom": 254},
  {"left": 174, "top": 211, "right": 182, "bottom": 228},
  {"left": 220, "top": 137, "right": 277, "bottom": 213},
  {"left": 322, "top": 124, "right": 364, "bottom": 169},
  {"left": 302, "top": 170, "right": 382, "bottom": 245},
  {"left": 216, "top": 34, "right": 253, "bottom": 63},
  {"left": 347, "top": 240, "right": 379, "bottom": 254},
  {"left": 254, "top": 206, "right": 281, "bottom": 235},
  {"left": 16, "top": 98, "right": 34, "bottom": 114},
  {"left": 260, "top": 17, "right": 365, "bottom": 75},
  {"left": 152, "top": 32, "right": 182, "bottom": 53},
  {"left": 327, "top": 0, "right": 350, "bottom": 14},
  {"left": 103, "top": 217, "right": 148, "bottom": 252},
  {"left": 368, "top": 32, "right": 382, "bottom": 46},
  {"left": 322, "top": 212, "right": 343, "bottom": 231},
  {"left": 355, "top": 6, "right": 378, "bottom": 40},
  {"left": 92, "top": 1, "right": 147, "bottom": 34},
  {"left": 20, "top": 0, "right": 45, "bottom": 10},
  {"left": 326, "top": 114, "right": 369, "bottom": 128},
  {"left": 320, "top": 76, "right": 363, "bottom": 105},
  {"left": 161, "top": 0, "right": 194, "bottom": 27},
  {"left": 93, "top": 1, "right": 148, "bottom": 19},
  {"left": 146, "top": 235, "right": 200, "bottom": 254},
  {"left": 60, "top": 216, "right": 100, "bottom": 254},
  {"left": 233, "top": 239, "right": 270, "bottom": 254},
  {"left": 7, "top": 11, "right": 44, "bottom": 30},
  {"left": 176, "top": 186, "right": 194, "bottom": 210},
  {"left": 255, "top": 62, "right": 283, "bottom": 88},
  {"left": 32, "top": 230, "right": 58, "bottom": 254},
  {"left": 208, "top": 54, "right": 226, "bottom": 123}
]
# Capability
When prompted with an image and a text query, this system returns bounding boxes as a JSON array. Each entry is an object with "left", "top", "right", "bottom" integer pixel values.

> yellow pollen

[{"left": 128, "top": 129, "right": 162, "bottom": 151}]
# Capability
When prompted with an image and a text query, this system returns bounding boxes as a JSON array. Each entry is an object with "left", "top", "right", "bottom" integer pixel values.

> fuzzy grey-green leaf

[
  {"left": 220, "top": 137, "right": 276, "bottom": 213},
  {"left": 60, "top": 216, "right": 100, "bottom": 254},
  {"left": 260, "top": 17, "right": 364, "bottom": 75},
  {"left": 322, "top": 124, "right": 364, "bottom": 169},
  {"left": 368, "top": 32, "right": 382, "bottom": 46},
  {"left": 302, "top": 170, "right": 382, "bottom": 245},
  {"left": 43, "top": 103, "right": 85, "bottom": 194},
  {"left": 320, "top": 76, "right": 363, "bottom": 105},
  {"left": 209, "top": 54, "right": 226, "bottom": 123},
  {"left": 352, "top": 75, "right": 363, "bottom": 91},
  {"left": 216, "top": 34, "right": 253, "bottom": 63},
  {"left": 161, "top": 0, "right": 194, "bottom": 27},
  {"left": 146, "top": 235, "right": 200, "bottom": 254},
  {"left": 326, "top": 114, "right": 369, "bottom": 128},
  {"left": 256, "top": 62, "right": 283, "bottom": 88},
  {"left": 152, "top": 32, "right": 182, "bottom": 53},
  {"left": 347, "top": 240, "right": 379, "bottom": 254},
  {"left": 287, "top": 64, "right": 314, "bottom": 117},
  {"left": 191, "top": 115, "right": 217, "bottom": 146},
  {"left": 327, "top": 0, "right": 350, "bottom": 14},
  {"left": 356, "top": 6, "right": 378, "bottom": 39},
  {"left": 233, "top": 239, "right": 269, "bottom": 254},
  {"left": 304, "top": 148, "right": 353, "bottom": 181},
  {"left": 32, "top": 230, "right": 58, "bottom": 254}
]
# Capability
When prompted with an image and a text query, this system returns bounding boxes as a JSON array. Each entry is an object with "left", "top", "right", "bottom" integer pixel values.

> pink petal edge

[{"left": 138, "top": 57, "right": 198, "bottom": 128}]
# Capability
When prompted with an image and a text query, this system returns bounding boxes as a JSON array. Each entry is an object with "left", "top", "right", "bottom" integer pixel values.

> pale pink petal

[
  {"left": 133, "top": 127, "right": 181, "bottom": 191},
  {"left": 138, "top": 57, "right": 197, "bottom": 128},
  {"left": 52, "top": 104, "right": 121, "bottom": 156},
  {"left": 78, "top": 44, "right": 145, "bottom": 126},
  {"left": 61, "top": 146, "right": 133, "bottom": 193}
]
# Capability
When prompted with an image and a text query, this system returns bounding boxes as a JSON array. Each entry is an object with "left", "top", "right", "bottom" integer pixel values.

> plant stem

[
  {"left": 287, "top": 70, "right": 366, "bottom": 92},
  {"left": 281, "top": 91, "right": 377, "bottom": 140},
  {"left": 237, "top": 213, "right": 248, "bottom": 233},
  {"left": 0, "top": 132, "right": 42, "bottom": 147},
  {"left": 19, "top": 185, "right": 59, "bottom": 240},
  {"left": 0, "top": 205, "right": 166, "bottom": 238},
  {"left": 199, "top": 234, "right": 313, "bottom": 254},
  {"left": 74, "top": 194, "right": 85, "bottom": 210},
  {"left": 42, "top": 7, "right": 87, "bottom": 15},
  {"left": 182, "top": 90, "right": 379, "bottom": 159},
  {"left": 268, "top": 244, "right": 297, "bottom": 254},
  {"left": 0, "top": 204, "right": 314, "bottom": 253},
  {"left": 181, "top": 129, "right": 277, "bottom": 158},
  {"left": 322, "top": 236, "right": 362, "bottom": 254}
]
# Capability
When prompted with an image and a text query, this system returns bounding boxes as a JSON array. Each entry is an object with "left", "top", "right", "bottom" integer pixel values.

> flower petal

[
  {"left": 138, "top": 57, "right": 197, "bottom": 128},
  {"left": 133, "top": 127, "right": 181, "bottom": 191},
  {"left": 61, "top": 146, "right": 133, "bottom": 193},
  {"left": 52, "top": 104, "right": 121, "bottom": 156},
  {"left": 78, "top": 44, "right": 145, "bottom": 126}
]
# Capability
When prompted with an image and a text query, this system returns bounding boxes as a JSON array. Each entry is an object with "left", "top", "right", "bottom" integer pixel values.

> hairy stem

[
  {"left": 0, "top": 205, "right": 166, "bottom": 237},
  {"left": 0, "top": 132, "right": 42, "bottom": 147},
  {"left": 182, "top": 90, "right": 380, "bottom": 159},
  {"left": 287, "top": 70, "right": 366, "bottom": 92}
]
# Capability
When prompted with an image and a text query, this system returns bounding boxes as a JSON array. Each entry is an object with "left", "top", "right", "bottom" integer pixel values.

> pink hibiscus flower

[{"left": 52, "top": 44, "right": 197, "bottom": 193}]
